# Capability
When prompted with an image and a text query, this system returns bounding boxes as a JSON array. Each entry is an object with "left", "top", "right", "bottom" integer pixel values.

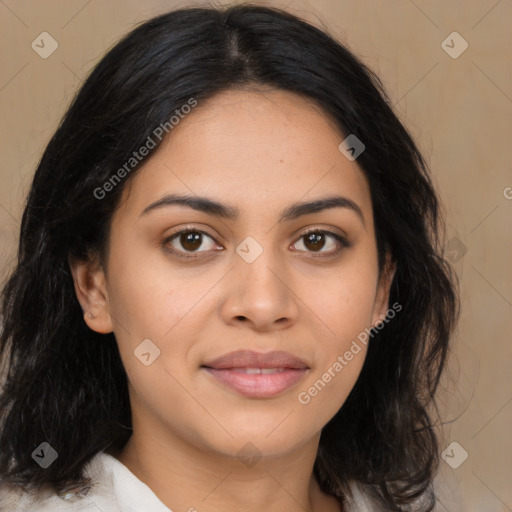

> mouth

[{"left": 201, "top": 350, "right": 310, "bottom": 398}]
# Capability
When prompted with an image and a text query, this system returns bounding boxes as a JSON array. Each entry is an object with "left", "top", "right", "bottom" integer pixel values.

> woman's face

[{"left": 75, "top": 88, "right": 394, "bottom": 460}]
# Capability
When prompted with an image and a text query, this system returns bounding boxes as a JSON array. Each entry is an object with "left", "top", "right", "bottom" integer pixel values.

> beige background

[{"left": 0, "top": 0, "right": 511, "bottom": 510}]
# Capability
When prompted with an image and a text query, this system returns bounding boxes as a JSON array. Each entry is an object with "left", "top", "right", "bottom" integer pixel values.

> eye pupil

[
  {"left": 304, "top": 232, "right": 325, "bottom": 251},
  {"left": 181, "top": 231, "right": 202, "bottom": 251}
]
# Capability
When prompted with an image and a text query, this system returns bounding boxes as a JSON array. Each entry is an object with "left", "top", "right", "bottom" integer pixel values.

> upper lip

[{"left": 202, "top": 350, "right": 309, "bottom": 370}]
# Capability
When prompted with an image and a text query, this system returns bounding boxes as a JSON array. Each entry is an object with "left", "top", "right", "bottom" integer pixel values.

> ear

[
  {"left": 371, "top": 251, "right": 397, "bottom": 327},
  {"left": 68, "top": 252, "right": 114, "bottom": 334}
]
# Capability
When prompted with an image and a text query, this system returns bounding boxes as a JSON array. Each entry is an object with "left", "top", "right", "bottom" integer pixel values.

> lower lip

[{"left": 202, "top": 368, "right": 308, "bottom": 398}]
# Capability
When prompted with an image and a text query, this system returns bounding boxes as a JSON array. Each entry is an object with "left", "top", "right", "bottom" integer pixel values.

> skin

[{"left": 70, "top": 87, "right": 395, "bottom": 512}]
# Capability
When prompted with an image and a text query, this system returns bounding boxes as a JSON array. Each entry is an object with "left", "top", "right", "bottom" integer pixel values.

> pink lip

[
  {"left": 203, "top": 350, "right": 309, "bottom": 369},
  {"left": 201, "top": 350, "right": 310, "bottom": 398}
]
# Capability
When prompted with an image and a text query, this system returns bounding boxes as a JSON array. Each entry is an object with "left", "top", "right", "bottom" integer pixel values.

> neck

[{"left": 109, "top": 430, "right": 342, "bottom": 512}]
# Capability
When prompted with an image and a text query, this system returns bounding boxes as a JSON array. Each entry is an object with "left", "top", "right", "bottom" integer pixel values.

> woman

[{"left": 0, "top": 4, "right": 458, "bottom": 511}]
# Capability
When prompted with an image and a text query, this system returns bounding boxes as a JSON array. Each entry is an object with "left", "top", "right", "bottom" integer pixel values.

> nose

[{"left": 220, "top": 245, "right": 300, "bottom": 332}]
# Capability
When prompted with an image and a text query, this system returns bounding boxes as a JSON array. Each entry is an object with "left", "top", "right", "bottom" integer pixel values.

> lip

[
  {"left": 201, "top": 350, "right": 310, "bottom": 399},
  {"left": 203, "top": 350, "right": 309, "bottom": 370}
]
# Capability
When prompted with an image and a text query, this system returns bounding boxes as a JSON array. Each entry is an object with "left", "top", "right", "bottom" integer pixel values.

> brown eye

[
  {"left": 180, "top": 231, "right": 203, "bottom": 251},
  {"left": 165, "top": 229, "right": 218, "bottom": 256},
  {"left": 303, "top": 232, "right": 326, "bottom": 251},
  {"left": 292, "top": 230, "right": 349, "bottom": 257}
]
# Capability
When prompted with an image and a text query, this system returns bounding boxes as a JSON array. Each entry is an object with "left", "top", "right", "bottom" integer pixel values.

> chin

[{"left": 200, "top": 424, "right": 316, "bottom": 463}]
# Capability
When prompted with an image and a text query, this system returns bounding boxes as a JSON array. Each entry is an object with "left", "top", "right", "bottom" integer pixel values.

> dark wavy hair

[{"left": 0, "top": 3, "right": 458, "bottom": 511}]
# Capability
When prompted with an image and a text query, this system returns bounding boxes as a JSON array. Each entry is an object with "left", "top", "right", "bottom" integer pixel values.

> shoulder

[
  {"left": 344, "top": 480, "right": 383, "bottom": 512},
  {"left": 0, "top": 452, "right": 121, "bottom": 512},
  {"left": 345, "top": 479, "right": 438, "bottom": 511}
]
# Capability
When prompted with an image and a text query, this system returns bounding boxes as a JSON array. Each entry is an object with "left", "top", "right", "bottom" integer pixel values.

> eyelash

[{"left": 163, "top": 227, "right": 350, "bottom": 260}]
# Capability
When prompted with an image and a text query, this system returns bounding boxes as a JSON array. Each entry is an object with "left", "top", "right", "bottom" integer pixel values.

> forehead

[{"left": 116, "top": 88, "right": 373, "bottom": 223}]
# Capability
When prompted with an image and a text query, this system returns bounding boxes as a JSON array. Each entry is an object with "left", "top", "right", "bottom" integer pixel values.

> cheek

[
  {"left": 295, "top": 350, "right": 366, "bottom": 429},
  {"left": 293, "top": 257, "right": 377, "bottom": 417},
  {"left": 104, "top": 241, "right": 217, "bottom": 391},
  {"left": 304, "top": 260, "right": 378, "bottom": 344},
  {"left": 105, "top": 235, "right": 195, "bottom": 339},
  {"left": 295, "top": 274, "right": 375, "bottom": 420}
]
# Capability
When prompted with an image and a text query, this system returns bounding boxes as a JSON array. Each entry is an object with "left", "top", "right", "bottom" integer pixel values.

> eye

[
  {"left": 164, "top": 229, "right": 220, "bottom": 258},
  {"left": 163, "top": 227, "right": 350, "bottom": 260},
  {"left": 292, "top": 229, "right": 349, "bottom": 257}
]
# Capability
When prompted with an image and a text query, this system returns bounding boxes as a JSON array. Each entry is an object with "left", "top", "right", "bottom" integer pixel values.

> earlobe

[{"left": 68, "top": 253, "right": 114, "bottom": 334}]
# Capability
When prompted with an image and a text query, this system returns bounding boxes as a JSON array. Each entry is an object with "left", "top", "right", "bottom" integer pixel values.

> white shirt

[{"left": 0, "top": 450, "right": 425, "bottom": 511}]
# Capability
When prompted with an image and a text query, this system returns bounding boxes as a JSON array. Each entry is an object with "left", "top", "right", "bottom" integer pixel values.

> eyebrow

[{"left": 140, "top": 193, "right": 365, "bottom": 226}]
